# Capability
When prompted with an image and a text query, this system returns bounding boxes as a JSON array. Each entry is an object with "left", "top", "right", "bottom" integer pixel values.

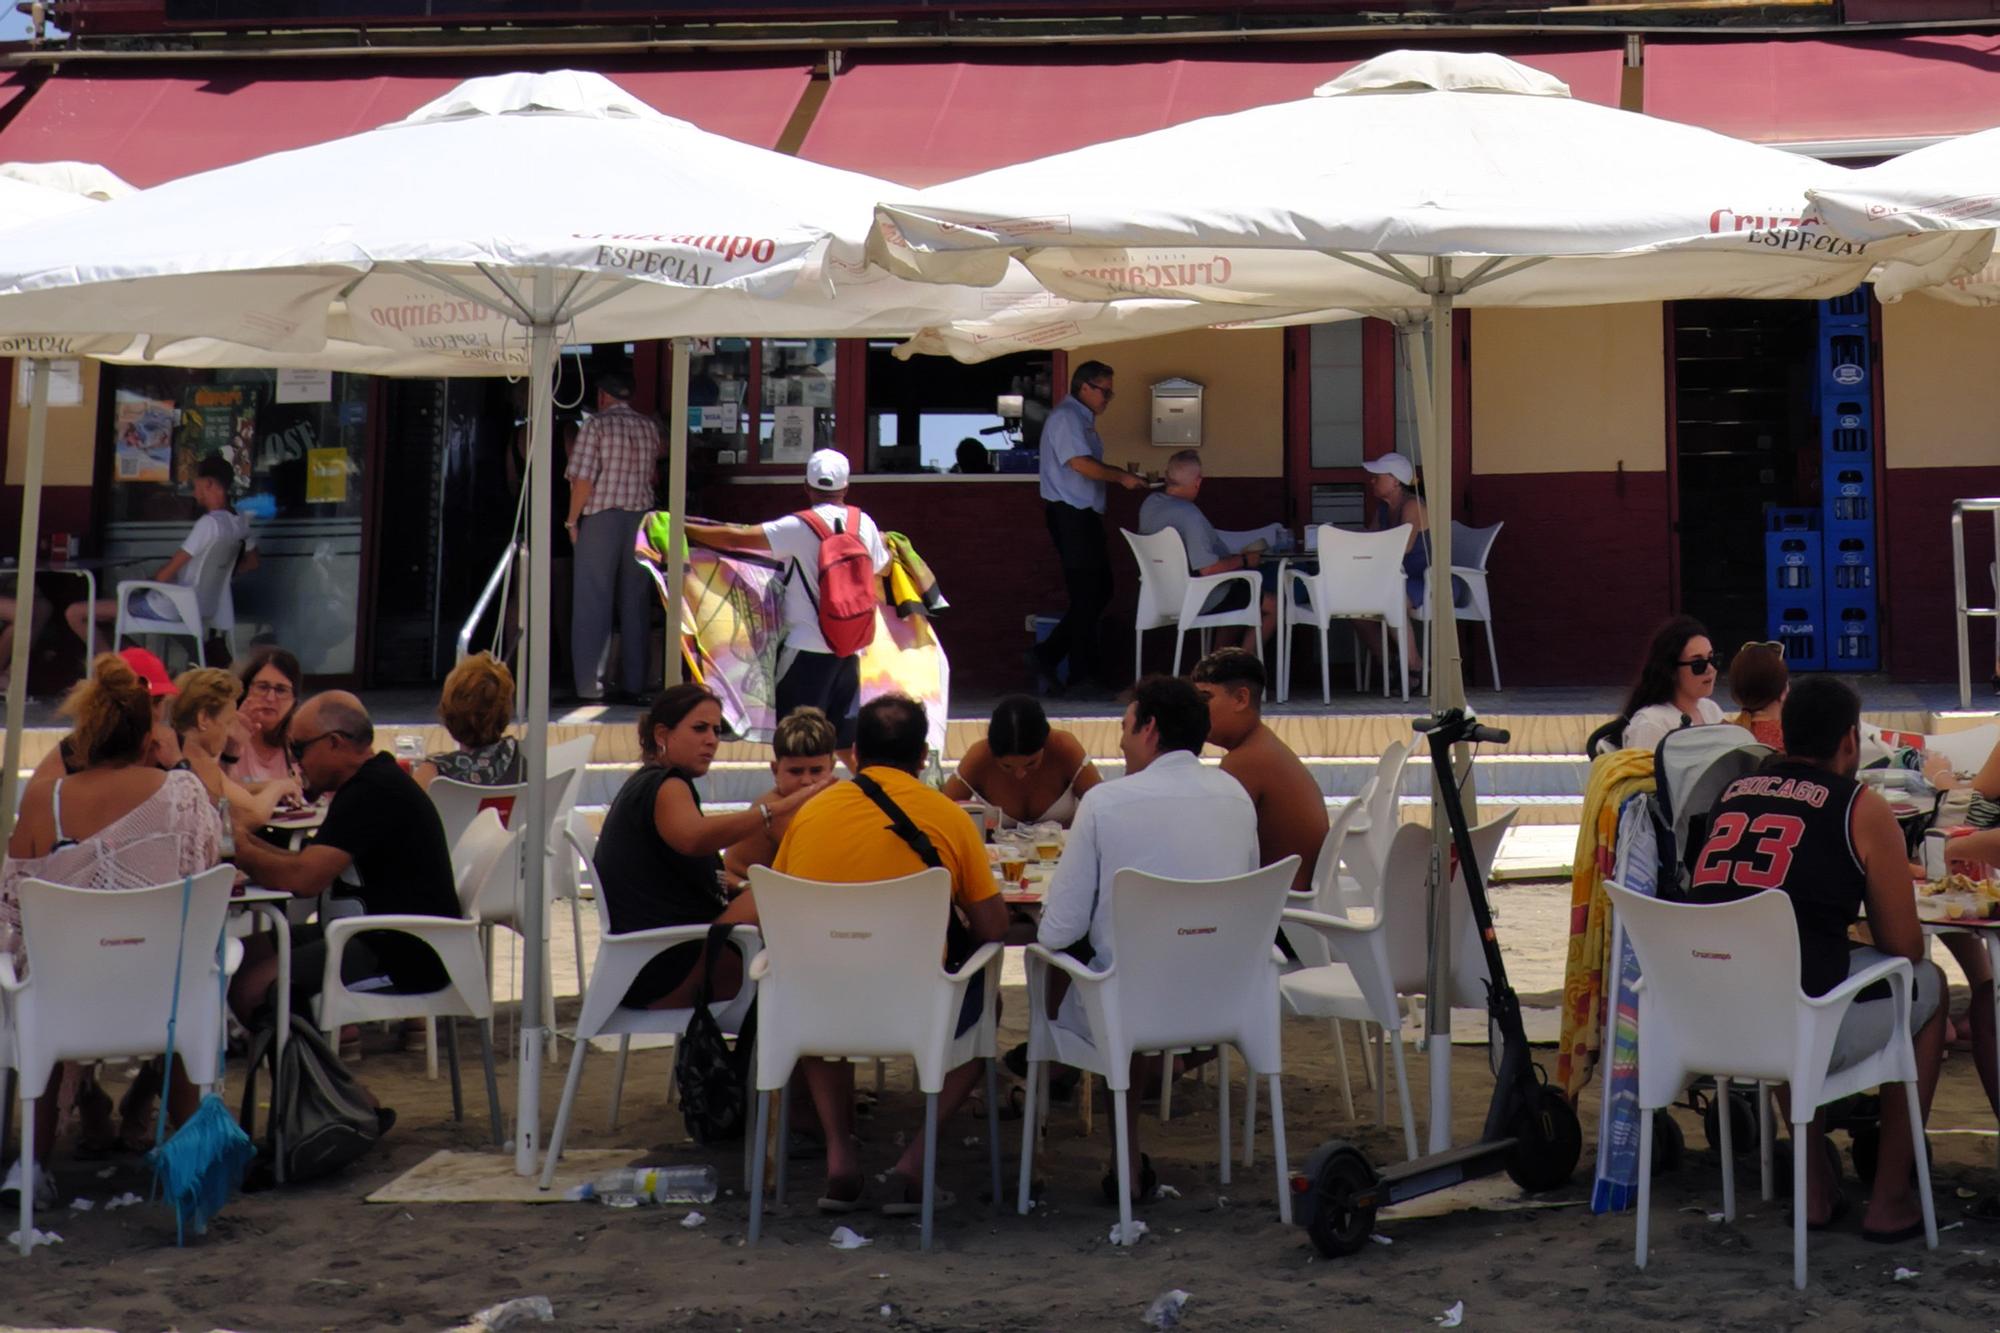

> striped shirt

[{"left": 566, "top": 402, "right": 663, "bottom": 515}]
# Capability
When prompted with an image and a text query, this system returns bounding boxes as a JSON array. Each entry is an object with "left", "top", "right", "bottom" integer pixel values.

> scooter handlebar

[
  {"left": 1411, "top": 713, "right": 1511, "bottom": 746},
  {"left": 1467, "top": 723, "right": 1511, "bottom": 746}
]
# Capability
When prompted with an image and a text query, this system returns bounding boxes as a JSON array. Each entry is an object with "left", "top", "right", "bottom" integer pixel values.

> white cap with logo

[
  {"left": 806, "top": 448, "right": 850, "bottom": 492},
  {"left": 1362, "top": 452, "right": 1415, "bottom": 486}
]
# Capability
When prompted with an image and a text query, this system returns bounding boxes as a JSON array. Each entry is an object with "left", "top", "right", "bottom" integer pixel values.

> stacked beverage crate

[
  {"left": 1819, "top": 290, "right": 1879, "bottom": 670},
  {"left": 1765, "top": 508, "right": 1825, "bottom": 670}
]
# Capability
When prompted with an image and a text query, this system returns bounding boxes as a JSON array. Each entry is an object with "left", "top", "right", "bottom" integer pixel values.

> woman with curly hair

[{"left": 413, "top": 652, "right": 524, "bottom": 789}]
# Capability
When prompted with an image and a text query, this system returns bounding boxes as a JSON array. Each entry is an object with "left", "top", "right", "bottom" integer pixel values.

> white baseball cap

[
  {"left": 805, "top": 449, "right": 850, "bottom": 492},
  {"left": 1362, "top": 452, "right": 1414, "bottom": 485}
]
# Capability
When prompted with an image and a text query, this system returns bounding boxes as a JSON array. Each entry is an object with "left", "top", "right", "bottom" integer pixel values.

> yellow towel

[{"left": 1557, "top": 748, "right": 1657, "bottom": 1101}]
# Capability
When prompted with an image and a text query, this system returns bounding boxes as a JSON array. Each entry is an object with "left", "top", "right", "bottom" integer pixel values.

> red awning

[
  {"left": 1644, "top": 34, "right": 2000, "bottom": 149},
  {"left": 0, "top": 59, "right": 812, "bottom": 186},
  {"left": 798, "top": 43, "right": 1624, "bottom": 187}
]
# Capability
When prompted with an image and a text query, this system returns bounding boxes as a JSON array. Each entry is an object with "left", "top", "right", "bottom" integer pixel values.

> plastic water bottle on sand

[{"left": 570, "top": 1164, "right": 717, "bottom": 1207}]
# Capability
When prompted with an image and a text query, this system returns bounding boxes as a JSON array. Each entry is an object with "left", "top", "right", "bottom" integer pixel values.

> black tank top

[
  {"left": 592, "top": 766, "right": 727, "bottom": 936},
  {"left": 1687, "top": 759, "right": 1866, "bottom": 998}
]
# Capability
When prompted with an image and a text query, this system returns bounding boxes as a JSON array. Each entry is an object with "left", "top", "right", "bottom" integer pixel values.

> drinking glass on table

[
  {"left": 996, "top": 834, "right": 1030, "bottom": 886},
  {"left": 1031, "top": 822, "right": 1064, "bottom": 863}
]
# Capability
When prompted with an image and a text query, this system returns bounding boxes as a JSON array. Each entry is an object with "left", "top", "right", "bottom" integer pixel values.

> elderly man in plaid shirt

[{"left": 564, "top": 372, "right": 664, "bottom": 704}]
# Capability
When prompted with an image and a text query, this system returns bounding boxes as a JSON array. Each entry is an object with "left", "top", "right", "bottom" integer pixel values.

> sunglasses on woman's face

[{"left": 1678, "top": 655, "right": 1719, "bottom": 675}]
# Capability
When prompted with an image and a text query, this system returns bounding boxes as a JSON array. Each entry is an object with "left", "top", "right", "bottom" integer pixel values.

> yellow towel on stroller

[{"left": 1557, "top": 748, "right": 1656, "bottom": 1100}]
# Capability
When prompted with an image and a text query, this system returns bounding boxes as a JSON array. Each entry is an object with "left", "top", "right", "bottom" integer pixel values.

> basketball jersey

[{"left": 1686, "top": 759, "right": 1866, "bottom": 998}]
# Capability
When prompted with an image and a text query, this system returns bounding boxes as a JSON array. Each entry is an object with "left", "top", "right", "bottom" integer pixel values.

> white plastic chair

[
  {"left": 1415, "top": 520, "right": 1504, "bottom": 692},
  {"left": 1921, "top": 723, "right": 1999, "bottom": 776},
  {"left": 537, "top": 857, "right": 760, "bottom": 1189},
  {"left": 112, "top": 535, "right": 241, "bottom": 666},
  {"left": 1277, "top": 803, "right": 1373, "bottom": 1122},
  {"left": 426, "top": 767, "right": 574, "bottom": 861},
  {"left": 1123, "top": 526, "right": 1264, "bottom": 679},
  {"left": 1606, "top": 881, "right": 1938, "bottom": 1290},
  {"left": 1, "top": 866, "right": 240, "bottom": 1254},
  {"left": 545, "top": 735, "right": 598, "bottom": 996},
  {"left": 1017, "top": 858, "right": 1299, "bottom": 1246},
  {"left": 744, "top": 867, "right": 1003, "bottom": 1253},
  {"left": 1350, "top": 741, "right": 1412, "bottom": 902},
  {"left": 1280, "top": 523, "right": 1413, "bottom": 703},
  {"left": 312, "top": 857, "right": 505, "bottom": 1145}
]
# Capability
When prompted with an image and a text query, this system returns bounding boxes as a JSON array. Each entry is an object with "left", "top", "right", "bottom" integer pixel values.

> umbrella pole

[
  {"left": 515, "top": 274, "right": 556, "bottom": 1176},
  {"left": 1423, "top": 261, "right": 1468, "bottom": 1154},
  {"left": 0, "top": 357, "right": 49, "bottom": 845},
  {"left": 663, "top": 338, "right": 689, "bottom": 688}
]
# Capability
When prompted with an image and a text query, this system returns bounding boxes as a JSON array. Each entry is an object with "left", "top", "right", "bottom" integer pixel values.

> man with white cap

[
  {"left": 687, "top": 449, "right": 889, "bottom": 769},
  {"left": 1359, "top": 450, "right": 1462, "bottom": 665}
]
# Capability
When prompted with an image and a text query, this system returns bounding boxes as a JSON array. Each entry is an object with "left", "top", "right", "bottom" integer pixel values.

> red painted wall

[
  {"left": 694, "top": 475, "right": 1284, "bottom": 696},
  {"left": 1881, "top": 466, "right": 2000, "bottom": 682},
  {"left": 1462, "top": 470, "right": 1674, "bottom": 687}
]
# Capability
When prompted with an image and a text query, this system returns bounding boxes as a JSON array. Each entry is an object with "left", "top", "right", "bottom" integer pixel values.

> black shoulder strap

[
  {"left": 852, "top": 773, "right": 944, "bottom": 871},
  {"left": 694, "top": 920, "right": 738, "bottom": 1008}
]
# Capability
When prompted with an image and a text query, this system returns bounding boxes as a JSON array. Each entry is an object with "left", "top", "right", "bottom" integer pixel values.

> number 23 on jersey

[{"left": 1692, "top": 812, "right": 1807, "bottom": 892}]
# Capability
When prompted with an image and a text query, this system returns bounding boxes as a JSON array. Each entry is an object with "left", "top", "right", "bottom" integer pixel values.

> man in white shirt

[
  {"left": 686, "top": 449, "right": 888, "bottom": 771},
  {"left": 1037, "top": 673, "right": 1259, "bottom": 1201},
  {"left": 70, "top": 453, "right": 257, "bottom": 656}
]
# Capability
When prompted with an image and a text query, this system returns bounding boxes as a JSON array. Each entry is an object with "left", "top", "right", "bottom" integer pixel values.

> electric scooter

[{"left": 1293, "top": 707, "right": 1583, "bottom": 1257}]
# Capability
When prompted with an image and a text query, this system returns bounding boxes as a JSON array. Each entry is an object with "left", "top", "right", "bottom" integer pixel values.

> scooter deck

[{"left": 1360, "top": 1137, "right": 1520, "bottom": 1210}]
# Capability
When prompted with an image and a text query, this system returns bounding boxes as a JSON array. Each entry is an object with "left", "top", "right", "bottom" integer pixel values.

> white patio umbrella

[
  {"left": 0, "top": 69, "right": 1304, "bottom": 1177},
  {"left": 872, "top": 48, "right": 1989, "bottom": 1149},
  {"left": 1806, "top": 127, "right": 2000, "bottom": 304}
]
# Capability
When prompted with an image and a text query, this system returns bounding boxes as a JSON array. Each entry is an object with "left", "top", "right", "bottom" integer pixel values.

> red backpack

[{"left": 796, "top": 505, "right": 878, "bottom": 657}]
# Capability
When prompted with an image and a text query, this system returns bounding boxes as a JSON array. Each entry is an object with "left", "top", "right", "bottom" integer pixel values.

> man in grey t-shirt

[{"left": 1136, "top": 449, "right": 1273, "bottom": 649}]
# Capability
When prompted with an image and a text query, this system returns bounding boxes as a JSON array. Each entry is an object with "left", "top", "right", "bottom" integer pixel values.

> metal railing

[
  {"left": 1950, "top": 497, "right": 2000, "bottom": 711},
  {"left": 457, "top": 538, "right": 525, "bottom": 665}
]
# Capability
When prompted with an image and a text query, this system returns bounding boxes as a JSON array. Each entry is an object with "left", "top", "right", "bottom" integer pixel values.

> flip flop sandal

[
  {"left": 880, "top": 1171, "right": 955, "bottom": 1216},
  {"left": 817, "top": 1176, "right": 869, "bottom": 1214},
  {"left": 1100, "top": 1154, "right": 1157, "bottom": 1206}
]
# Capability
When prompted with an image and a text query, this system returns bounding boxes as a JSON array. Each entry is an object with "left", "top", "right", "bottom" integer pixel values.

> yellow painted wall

[
  {"left": 1881, "top": 297, "right": 2000, "bottom": 470},
  {"left": 1470, "top": 304, "right": 1666, "bottom": 474},
  {"left": 1084, "top": 327, "right": 1283, "bottom": 478},
  {"left": 4, "top": 358, "right": 101, "bottom": 488}
]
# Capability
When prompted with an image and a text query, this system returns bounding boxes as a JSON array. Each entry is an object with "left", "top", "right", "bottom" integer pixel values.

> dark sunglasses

[
  {"left": 288, "top": 730, "right": 349, "bottom": 762},
  {"left": 1677, "top": 655, "right": 1720, "bottom": 675},
  {"left": 1738, "top": 639, "right": 1786, "bottom": 661}
]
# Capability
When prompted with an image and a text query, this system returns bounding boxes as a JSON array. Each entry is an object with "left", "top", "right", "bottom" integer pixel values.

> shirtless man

[{"left": 1190, "top": 647, "right": 1328, "bottom": 894}]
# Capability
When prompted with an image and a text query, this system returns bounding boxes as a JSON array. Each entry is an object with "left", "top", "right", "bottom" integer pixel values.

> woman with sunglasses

[{"left": 1619, "top": 616, "right": 1728, "bottom": 753}]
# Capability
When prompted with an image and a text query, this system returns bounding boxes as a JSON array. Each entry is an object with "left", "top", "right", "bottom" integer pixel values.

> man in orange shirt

[{"left": 773, "top": 694, "right": 1008, "bottom": 1215}]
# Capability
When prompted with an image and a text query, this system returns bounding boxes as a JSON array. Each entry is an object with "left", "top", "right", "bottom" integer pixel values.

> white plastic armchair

[
  {"left": 537, "top": 863, "right": 761, "bottom": 1190},
  {"left": 112, "top": 535, "right": 241, "bottom": 666},
  {"left": 1276, "top": 801, "right": 1374, "bottom": 1123},
  {"left": 1606, "top": 882, "right": 1938, "bottom": 1290},
  {"left": 1919, "top": 723, "right": 1999, "bottom": 776},
  {"left": 3, "top": 866, "right": 240, "bottom": 1254},
  {"left": 313, "top": 881, "right": 505, "bottom": 1146},
  {"left": 1017, "top": 858, "right": 1299, "bottom": 1246},
  {"left": 1123, "top": 526, "right": 1264, "bottom": 680},
  {"left": 1415, "top": 519, "right": 1505, "bottom": 692},
  {"left": 1281, "top": 523, "right": 1412, "bottom": 703},
  {"left": 427, "top": 767, "right": 574, "bottom": 870},
  {"left": 744, "top": 866, "right": 1004, "bottom": 1253},
  {"left": 545, "top": 735, "right": 598, "bottom": 994}
]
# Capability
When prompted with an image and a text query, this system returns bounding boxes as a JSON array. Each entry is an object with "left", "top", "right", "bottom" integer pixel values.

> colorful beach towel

[
  {"left": 1592, "top": 790, "right": 1660, "bottom": 1214},
  {"left": 1557, "top": 747, "right": 1656, "bottom": 1101},
  {"left": 882, "top": 532, "right": 948, "bottom": 619}
]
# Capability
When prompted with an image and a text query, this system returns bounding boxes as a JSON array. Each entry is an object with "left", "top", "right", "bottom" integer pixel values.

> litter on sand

[
  {"left": 1110, "top": 1219, "right": 1150, "bottom": 1246},
  {"left": 1143, "top": 1289, "right": 1190, "bottom": 1329},
  {"left": 95, "top": 1166, "right": 116, "bottom": 1179},
  {"left": 1370, "top": 1233, "right": 1395, "bottom": 1246},
  {"left": 458, "top": 1295, "right": 555, "bottom": 1331},
  {"left": 68, "top": 1198, "right": 95, "bottom": 1212},
  {"left": 105, "top": 1192, "right": 144, "bottom": 1211},
  {"left": 1893, "top": 1268, "right": 1920, "bottom": 1282},
  {"left": 681, "top": 1211, "right": 706, "bottom": 1229},
  {"left": 7, "top": 1228, "right": 62, "bottom": 1248},
  {"left": 830, "top": 1226, "right": 874, "bottom": 1250},
  {"left": 1435, "top": 1301, "right": 1466, "bottom": 1327},
  {"left": 1155, "top": 1184, "right": 1182, "bottom": 1200}
]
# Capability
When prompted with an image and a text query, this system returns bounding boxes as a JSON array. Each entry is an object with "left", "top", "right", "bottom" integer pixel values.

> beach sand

[{"left": 10, "top": 881, "right": 2000, "bottom": 1331}]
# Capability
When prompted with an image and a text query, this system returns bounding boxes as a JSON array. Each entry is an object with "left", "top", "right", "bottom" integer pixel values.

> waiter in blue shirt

[{"left": 1034, "top": 359, "right": 1144, "bottom": 695}]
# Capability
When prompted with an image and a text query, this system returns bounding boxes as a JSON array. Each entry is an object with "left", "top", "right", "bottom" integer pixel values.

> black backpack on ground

[
  {"left": 673, "top": 920, "right": 758, "bottom": 1145},
  {"left": 238, "top": 1013, "right": 382, "bottom": 1186}
]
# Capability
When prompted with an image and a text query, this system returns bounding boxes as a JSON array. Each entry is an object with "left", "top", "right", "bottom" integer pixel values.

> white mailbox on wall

[{"left": 1150, "top": 377, "right": 1203, "bottom": 448}]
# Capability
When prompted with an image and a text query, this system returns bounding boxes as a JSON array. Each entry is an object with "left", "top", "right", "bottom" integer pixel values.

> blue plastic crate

[
  {"left": 1824, "top": 466, "right": 1876, "bottom": 528},
  {"left": 1821, "top": 396, "right": 1871, "bottom": 454},
  {"left": 1771, "top": 602, "right": 1827, "bottom": 672},
  {"left": 1821, "top": 330, "right": 1871, "bottom": 397},
  {"left": 1766, "top": 530, "right": 1821, "bottom": 600},
  {"left": 1769, "top": 507, "right": 1819, "bottom": 534},
  {"left": 1820, "top": 289, "right": 1871, "bottom": 327},
  {"left": 1827, "top": 532, "right": 1876, "bottom": 593},
  {"left": 1826, "top": 592, "right": 1881, "bottom": 671}
]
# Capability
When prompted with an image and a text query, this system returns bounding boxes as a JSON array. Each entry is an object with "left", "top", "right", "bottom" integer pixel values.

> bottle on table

[{"left": 571, "top": 1164, "right": 718, "bottom": 1206}]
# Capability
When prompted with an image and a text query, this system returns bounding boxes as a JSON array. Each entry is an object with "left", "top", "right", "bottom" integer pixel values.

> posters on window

[
  {"left": 769, "top": 405, "right": 813, "bottom": 464},
  {"left": 178, "top": 385, "right": 260, "bottom": 491},
  {"left": 111, "top": 390, "right": 177, "bottom": 485},
  {"left": 306, "top": 446, "right": 349, "bottom": 504}
]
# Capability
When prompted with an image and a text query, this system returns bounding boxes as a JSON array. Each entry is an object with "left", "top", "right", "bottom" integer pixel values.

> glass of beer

[
  {"left": 1032, "top": 823, "right": 1063, "bottom": 862},
  {"left": 997, "top": 835, "right": 1029, "bottom": 885}
]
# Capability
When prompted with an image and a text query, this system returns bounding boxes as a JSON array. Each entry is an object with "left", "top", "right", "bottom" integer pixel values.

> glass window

[
  {"left": 758, "top": 338, "right": 838, "bottom": 466},
  {"left": 99, "top": 364, "right": 370, "bottom": 676},
  {"left": 863, "top": 343, "right": 1052, "bottom": 475},
  {"left": 1308, "top": 322, "right": 1364, "bottom": 469},
  {"left": 686, "top": 338, "right": 753, "bottom": 463}
]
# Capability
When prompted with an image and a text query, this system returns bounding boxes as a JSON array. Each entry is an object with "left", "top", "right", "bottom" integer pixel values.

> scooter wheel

[
  {"left": 1651, "top": 1113, "right": 1686, "bottom": 1174},
  {"left": 1305, "top": 1144, "right": 1379, "bottom": 1259},
  {"left": 1506, "top": 1086, "right": 1583, "bottom": 1192}
]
